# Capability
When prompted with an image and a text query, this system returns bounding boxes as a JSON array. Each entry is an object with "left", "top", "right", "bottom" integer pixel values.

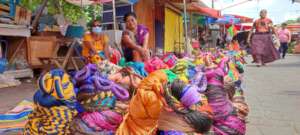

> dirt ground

[{"left": 0, "top": 82, "right": 36, "bottom": 113}]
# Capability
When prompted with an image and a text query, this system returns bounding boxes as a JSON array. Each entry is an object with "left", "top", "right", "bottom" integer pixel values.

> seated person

[
  {"left": 82, "top": 20, "right": 110, "bottom": 63},
  {"left": 227, "top": 37, "right": 240, "bottom": 51},
  {"left": 121, "top": 12, "right": 150, "bottom": 62}
]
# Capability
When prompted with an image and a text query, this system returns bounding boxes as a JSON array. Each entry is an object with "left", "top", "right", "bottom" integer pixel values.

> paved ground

[
  {"left": 245, "top": 54, "right": 300, "bottom": 135},
  {"left": 0, "top": 55, "right": 299, "bottom": 134}
]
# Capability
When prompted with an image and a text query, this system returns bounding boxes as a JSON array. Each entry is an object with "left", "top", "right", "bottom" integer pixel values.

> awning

[
  {"left": 171, "top": 2, "right": 221, "bottom": 18},
  {"left": 189, "top": 2, "right": 221, "bottom": 18},
  {"left": 216, "top": 15, "right": 240, "bottom": 24},
  {"left": 224, "top": 14, "right": 253, "bottom": 23},
  {"left": 65, "top": 0, "right": 138, "bottom": 6}
]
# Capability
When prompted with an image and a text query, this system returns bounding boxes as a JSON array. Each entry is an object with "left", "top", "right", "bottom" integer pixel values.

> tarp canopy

[
  {"left": 172, "top": 2, "right": 221, "bottom": 18},
  {"left": 189, "top": 2, "right": 221, "bottom": 18},
  {"left": 224, "top": 14, "right": 253, "bottom": 23},
  {"left": 216, "top": 15, "right": 240, "bottom": 24},
  {"left": 65, "top": 0, "right": 138, "bottom": 6}
]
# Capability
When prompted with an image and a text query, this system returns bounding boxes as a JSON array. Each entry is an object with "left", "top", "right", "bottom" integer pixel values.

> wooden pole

[
  {"left": 183, "top": 0, "right": 188, "bottom": 53},
  {"left": 112, "top": 0, "right": 117, "bottom": 30},
  {"left": 31, "top": 0, "right": 49, "bottom": 34}
]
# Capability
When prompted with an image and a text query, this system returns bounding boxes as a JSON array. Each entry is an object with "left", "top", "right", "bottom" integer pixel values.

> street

[{"left": 245, "top": 55, "right": 300, "bottom": 135}]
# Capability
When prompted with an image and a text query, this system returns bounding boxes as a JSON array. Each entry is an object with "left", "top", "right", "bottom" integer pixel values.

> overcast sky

[{"left": 203, "top": 0, "right": 300, "bottom": 24}]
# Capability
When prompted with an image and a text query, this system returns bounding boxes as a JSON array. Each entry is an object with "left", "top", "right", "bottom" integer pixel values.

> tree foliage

[{"left": 20, "top": 0, "right": 102, "bottom": 24}]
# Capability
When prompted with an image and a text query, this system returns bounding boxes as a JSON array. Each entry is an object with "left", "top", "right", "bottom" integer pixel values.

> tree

[{"left": 20, "top": 0, "right": 102, "bottom": 24}]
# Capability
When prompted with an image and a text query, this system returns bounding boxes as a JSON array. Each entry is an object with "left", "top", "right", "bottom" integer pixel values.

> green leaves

[{"left": 20, "top": 0, "right": 102, "bottom": 24}]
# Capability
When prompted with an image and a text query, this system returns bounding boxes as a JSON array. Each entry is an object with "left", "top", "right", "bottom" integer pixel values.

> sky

[{"left": 202, "top": 0, "right": 300, "bottom": 24}]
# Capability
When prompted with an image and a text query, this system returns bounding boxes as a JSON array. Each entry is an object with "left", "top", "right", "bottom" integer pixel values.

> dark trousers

[{"left": 279, "top": 42, "right": 288, "bottom": 58}]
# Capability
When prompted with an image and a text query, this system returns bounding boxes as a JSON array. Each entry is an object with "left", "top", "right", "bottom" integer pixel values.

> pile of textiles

[
  {"left": 71, "top": 64, "right": 130, "bottom": 134},
  {"left": 114, "top": 49, "right": 249, "bottom": 135},
  {"left": 13, "top": 48, "right": 249, "bottom": 135},
  {"left": 171, "top": 59, "right": 196, "bottom": 83},
  {"left": 144, "top": 57, "right": 169, "bottom": 73},
  {"left": 97, "top": 60, "right": 122, "bottom": 77},
  {"left": 122, "top": 62, "right": 148, "bottom": 77},
  {"left": 116, "top": 70, "right": 214, "bottom": 135},
  {"left": 0, "top": 100, "right": 33, "bottom": 134},
  {"left": 24, "top": 69, "right": 78, "bottom": 135},
  {"left": 201, "top": 52, "right": 248, "bottom": 135},
  {"left": 162, "top": 53, "right": 178, "bottom": 68}
]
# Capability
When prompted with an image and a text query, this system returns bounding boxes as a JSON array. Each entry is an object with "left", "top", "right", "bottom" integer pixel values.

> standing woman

[
  {"left": 277, "top": 23, "right": 291, "bottom": 59},
  {"left": 121, "top": 12, "right": 150, "bottom": 62},
  {"left": 247, "top": 9, "right": 279, "bottom": 67}
]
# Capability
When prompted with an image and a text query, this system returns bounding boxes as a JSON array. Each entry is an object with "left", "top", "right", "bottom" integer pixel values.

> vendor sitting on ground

[
  {"left": 121, "top": 12, "right": 150, "bottom": 62},
  {"left": 82, "top": 20, "right": 110, "bottom": 63},
  {"left": 227, "top": 37, "right": 241, "bottom": 51}
]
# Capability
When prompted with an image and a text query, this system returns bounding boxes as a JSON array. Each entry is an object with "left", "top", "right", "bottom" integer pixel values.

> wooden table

[{"left": 38, "top": 37, "right": 82, "bottom": 71}]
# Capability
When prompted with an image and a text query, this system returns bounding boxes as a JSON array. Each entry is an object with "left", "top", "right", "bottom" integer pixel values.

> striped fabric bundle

[
  {"left": 97, "top": 60, "right": 122, "bottom": 77},
  {"left": 162, "top": 53, "right": 178, "bottom": 68},
  {"left": 144, "top": 57, "right": 169, "bottom": 73},
  {"left": 0, "top": 100, "right": 33, "bottom": 134},
  {"left": 24, "top": 69, "right": 78, "bottom": 135},
  {"left": 24, "top": 105, "right": 78, "bottom": 135},
  {"left": 123, "top": 62, "right": 148, "bottom": 77},
  {"left": 204, "top": 58, "right": 246, "bottom": 135},
  {"left": 171, "top": 59, "right": 195, "bottom": 83},
  {"left": 72, "top": 64, "right": 129, "bottom": 134}
]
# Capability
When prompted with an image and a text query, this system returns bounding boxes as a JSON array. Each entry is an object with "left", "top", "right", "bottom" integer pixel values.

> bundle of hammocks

[
  {"left": 24, "top": 69, "right": 78, "bottom": 135},
  {"left": 171, "top": 59, "right": 196, "bottom": 83},
  {"left": 71, "top": 64, "right": 130, "bottom": 134}
]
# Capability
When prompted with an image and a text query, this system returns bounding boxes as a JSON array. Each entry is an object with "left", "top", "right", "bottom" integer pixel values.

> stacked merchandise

[
  {"left": 0, "top": 100, "right": 33, "bottom": 134},
  {"left": 71, "top": 64, "right": 130, "bottom": 134},
  {"left": 15, "top": 48, "right": 249, "bottom": 135},
  {"left": 24, "top": 69, "right": 78, "bottom": 135}
]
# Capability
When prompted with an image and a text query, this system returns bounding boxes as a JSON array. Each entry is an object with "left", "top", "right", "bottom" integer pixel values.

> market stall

[{"left": 0, "top": 1, "right": 33, "bottom": 88}]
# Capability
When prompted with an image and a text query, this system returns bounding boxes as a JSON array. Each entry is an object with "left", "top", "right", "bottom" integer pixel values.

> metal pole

[
  {"left": 212, "top": 0, "right": 215, "bottom": 9},
  {"left": 183, "top": 0, "right": 188, "bottom": 53},
  {"left": 112, "top": 0, "right": 117, "bottom": 30}
]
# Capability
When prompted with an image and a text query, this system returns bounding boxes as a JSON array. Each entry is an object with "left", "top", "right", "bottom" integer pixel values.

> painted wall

[
  {"left": 134, "top": 0, "right": 156, "bottom": 50},
  {"left": 164, "top": 8, "right": 184, "bottom": 53}
]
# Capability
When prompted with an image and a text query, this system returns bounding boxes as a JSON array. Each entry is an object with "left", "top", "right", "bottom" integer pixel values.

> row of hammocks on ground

[{"left": 24, "top": 50, "right": 249, "bottom": 135}]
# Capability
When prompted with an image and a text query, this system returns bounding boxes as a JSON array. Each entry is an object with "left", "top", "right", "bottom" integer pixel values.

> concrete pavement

[{"left": 245, "top": 55, "right": 300, "bottom": 135}]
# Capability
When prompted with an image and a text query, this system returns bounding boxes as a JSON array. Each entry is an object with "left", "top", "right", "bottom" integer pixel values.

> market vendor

[
  {"left": 121, "top": 12, "right": 150, "bottom": 62},
  {"left": 82, "top": 20, "right": 110, "bottom": 63}
]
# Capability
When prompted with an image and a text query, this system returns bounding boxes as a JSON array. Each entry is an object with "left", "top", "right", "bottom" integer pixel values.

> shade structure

[
  {"left": 216, "top": 15, "right": 240, "bottom": 24},
  {"left": 224, "top": 14, "right": 253, "bottom": 23},
  {"left": 189, "top": 2, "right": 221, "bottom": 18},
  {"left": 171, "top": 2, "right": 221, "bottom": 18}
]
